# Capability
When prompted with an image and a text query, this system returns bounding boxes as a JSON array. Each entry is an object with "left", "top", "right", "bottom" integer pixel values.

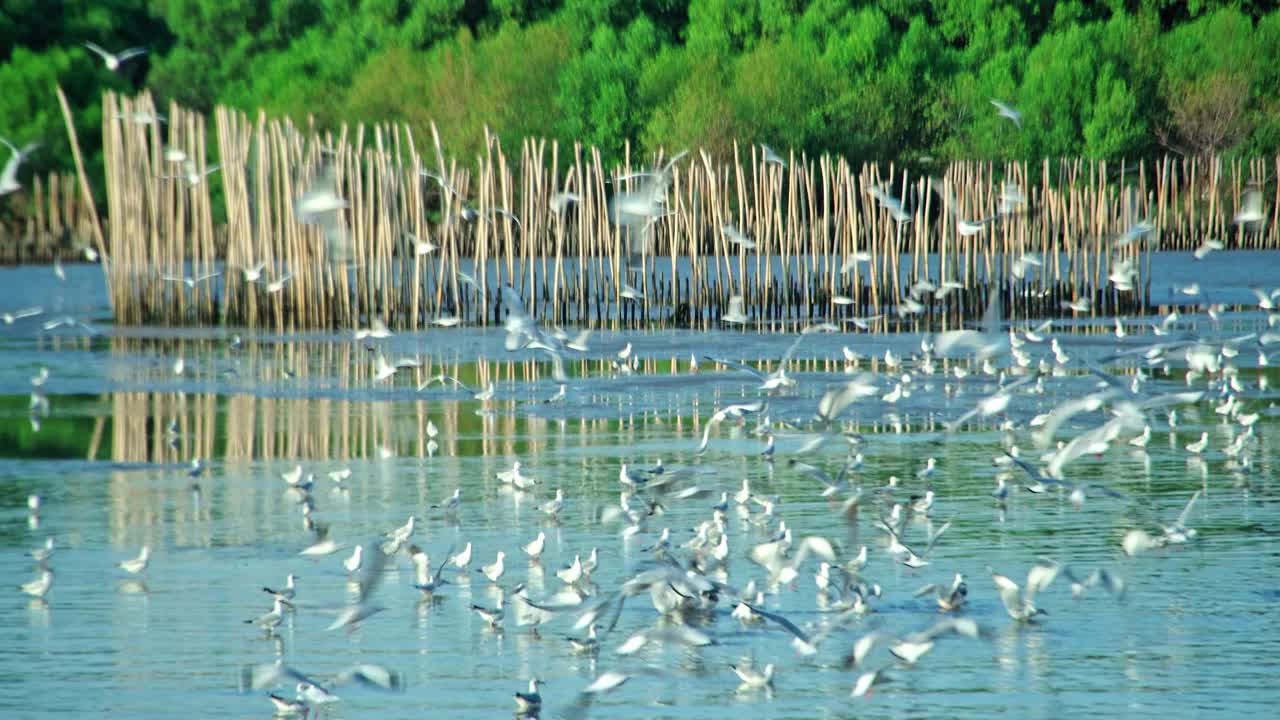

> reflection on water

[{"left": 1, "top": 269, "right": 1279, "bottom": 719}]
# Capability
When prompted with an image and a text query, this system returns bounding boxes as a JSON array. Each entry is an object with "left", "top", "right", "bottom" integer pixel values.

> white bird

[
  {"left": 163, "top": 160, "right": 220, "bottom": 186},
  {"left": 19, "top": 568, "right": 54, "bottom": 599},
  {"left": 30, "top": 537, "right": 56, "bottom": 564},
  {"left": 404, "top": 232, "right": 438, "bottom": 256},
  {"left": 557, "top": 555, "right": 584, "bottom": 585},
  {"left": 542, "top": 488, "right": 565, "bottom": 518},
  {"left": 354, "top": 318, "right": 393, "bottom": 340},
  {"left": 989, "top": 560, "right": 1059, "bottom": 622},
  {"left": 263, "top": 574, "right": 298, "bottom": 603},
  {"left": 721, "top": 223, "right": 756, "bottom": 249},
  {"left": 116, "top": 546, "right": 151, "bottom": 575},
  {"left": 343, "top": 545, "right": 363, "bottom": 575},
  {"left": 267, "top": 693, "right": 308, "bottom": 717},
  {"left": 523, "top": 531, "right": 547, "bottom": 561},
  {"left": 246, "top": 597, "right": 288, "bottom": 632},
  {"left": 851, "top": 666, "right": 890, "bottom": 698},
  {"left": 83, "top": 42, "right": 148, "bottom": 71},
  {"left": 450, "top": 543, "right": 473, "bottom": 570},
  {"left": 514, "top": 678, "right": 543, "bottom": 714},
  {"left": 373, "top": 352, "right": 420, "bottom": 382},
  {"left": 1122, "top": 528, "right": 1165, "bottom": 557},
  {"left": 0, "top": 138, "right": 39, "bottom": 195},
  {"left": 265, "top": 273, "right": 294, "bottom": 293},
  {"left": 1163, "top": 490, "right": 1202, "bottom": 544},
  {"left": 3, "top": 306, "right": 43, "bottom": 324},
  {"left": 480, "top": 551, "right": 506, "bottom": 583},
  {"left": 162, "top": 271, "right": 221, "bottom": 289},
  {"left": 435, "top": 488, "right": 461, "bottom": 515},
  {"left": 1233, "top": 187, "right": 1265, "bottom": 227},
  {"left": 1185, "top": 431, "right": 1208, "bottom": 454},
  {"left": 731, "top": 662, "right": 775, "bottom": 691},
  {"left": 990, "top": 98, "right": 1022, "bottom": 128},
  {"left": 722, "top": 294, "right": 749, "bottom": 324},
  {"left": 760, "top": 144, "right": 787, "bottom": 167}
]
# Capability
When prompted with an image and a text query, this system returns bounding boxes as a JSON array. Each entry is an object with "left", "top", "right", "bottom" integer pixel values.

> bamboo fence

[{"left": 73, "top": 91, "right": 1280, "bottom": 331}]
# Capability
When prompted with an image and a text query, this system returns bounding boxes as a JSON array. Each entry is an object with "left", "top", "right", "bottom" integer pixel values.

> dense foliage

[{"left": 2, "top": 0, "right": 1279, "bottom": 184}]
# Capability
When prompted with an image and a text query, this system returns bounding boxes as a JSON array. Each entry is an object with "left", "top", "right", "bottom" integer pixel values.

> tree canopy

[{"left": 2, "top": 0, "right": 1278, "bottom": 187}]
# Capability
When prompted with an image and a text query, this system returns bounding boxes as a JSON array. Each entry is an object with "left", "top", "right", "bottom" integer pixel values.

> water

[{"left": 1, "top": 257, "right": 1278, "bottom": 719}]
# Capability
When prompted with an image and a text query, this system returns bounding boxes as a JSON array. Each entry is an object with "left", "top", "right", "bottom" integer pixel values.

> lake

[{"left": 1, "top": 255, "right": 1277, "bottom": 719}]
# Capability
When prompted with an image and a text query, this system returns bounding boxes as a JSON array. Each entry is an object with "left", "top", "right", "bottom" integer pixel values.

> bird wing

[
  {"left": 1175, "top": 490, "right": 1202, "bottom": 528},
  {"left": 239, "top": 661, "right": 323, "bottom": 692},
  {"left": 332, "top": 663, "right": 404, "bottom": 691},
  {"left": 1025, "top": 558, "right": 1061, "bottom": 598},
  {"left": 702, "top": 355, "right": 766, "bottom": 381},
  {"left": 117, "top": 48, "right": 149, "bottom": 61},
  {"left": 778, "top": 333, "right": 806, "bottom": 371},
  {"left": 82, "top": 42, "right": 111, "bottom": 61},
  {"left": 353, "top": 536, "right": 391, "bottom": 603},
  {"left": 742, "top": 602, "right": 810, "bottom": 644},
  {"left": 989, "top": 570, "right": 1022, "bottom": 615}
]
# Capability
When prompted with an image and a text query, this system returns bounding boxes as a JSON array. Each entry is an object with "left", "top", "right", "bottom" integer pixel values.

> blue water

[{"left": 1, "top": 256, "right": 1278, "bottom": 719}]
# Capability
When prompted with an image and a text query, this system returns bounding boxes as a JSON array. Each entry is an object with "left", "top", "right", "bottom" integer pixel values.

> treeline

[{"left": 2, "top": 0, "right": 1279, "bottom": 186}]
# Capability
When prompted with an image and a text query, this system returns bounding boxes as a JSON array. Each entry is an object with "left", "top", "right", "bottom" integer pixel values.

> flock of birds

[
  {"left": 12, "top": 262, "right": 1277, "bottom": 718},
  {"left": 4, "top": 42, "right": 1278, "bottom": 720}
]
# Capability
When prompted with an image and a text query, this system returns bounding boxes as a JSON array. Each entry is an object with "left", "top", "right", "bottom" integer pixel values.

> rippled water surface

[{"left": 1, "top": 258, "right": 1278, "bottom": 720}]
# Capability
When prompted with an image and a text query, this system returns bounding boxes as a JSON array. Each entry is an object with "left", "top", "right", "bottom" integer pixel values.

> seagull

[
  {"left": 722, "top": 223, "right": 756, "bottom": 249},
  {"left": 373, "top": 352, "right": 419, "bottom": 382},
  {"left": 450, "top": 543, "right": 473, "bottom": 571},
  {"left": 760, "top": 144, "right": 787, "bottom": 167},
  {"left": 403, "top": 232, "right": 438, "bottom": 256},
  {"left": 914, "top": 572, "right": 968, "bottom": 612},
  {"left": 162, "top": 271, "right": 221, "bottom": 289},
  {"left": 344, "top": 545, "right": 364, "bottom": 575},
  {"left": 354, "top": 318, "right": 393, "bottom": 340},
  {"left": 163, "top": 160, "right": 220, "bottom": 187},
  {"left": 1185, "top": 431, "right": 1209, "bottom": 454},
  {"left": 19, "top": 568, "right": 54, "bottom": 599},
  {"left": 328, "top": 537, "right": 393, "bottom": 631},
  {"left": 412, "top": 546, "right": 455, "bottom": 595},
  {"left": 1122, "top": 528, "right": 1165, "bottom": 557},
  {"left": 705, "top": 334, "right": 804, "bottom": 392},
  {"left": 1162, "top": 490, "right": 1201, "bottom": 544},
  {"left": 267, "top": 693, "right": 308, "bottom": 717},
  {"left": 989, "top": 560, "right": 1060, "bottom": 622},
  {"left": 239, "top": 660, "right": 405, "bottom": 700},
  {"left": 722, "top": 295, "right": 749, "bottom": 324},
  {"left": 851, "top": 666, "right": 891, "bottom": 698},
  {"left": 246, "top": 596, "right": 288, "bottom": 633},
  {"left": 514, "top": 678, "right": 543, "bottom": 715},
  {"left": 990, "top": 98, "right": 1022, "bottom": 128},
  {"left": 542, "top": 488, "right": 565, "bottom": 519},
  {"left": 523, "top": 531, "right": 547, "bottom": 561},
  {"left": 434, "top": 488, "right": 461, "bottom": 515},
  {"left": 867, "top": 185, "right": 914, "bottom": 224},
  {"left": 556, "top": 555, "right": 585, "bottom": 586},
  {"left": 116, "top": 546, "right": 151, "bottom": 575},
  {"left": 2, "top": 306, "right": 42, "bottom": 324},
  {"left": 731, "top": 663, "right": 775, "bottom": 691},
  {"left": 480, "top": 551, "right": 506, "bottom": 584},
  {"left": 263, "top": 574, "right": 298, "bottom": 603},
  {"left": 0, "top": 138, "right": 39, "bottom": 195},
  {"left": 83, "top": 42, "right": 148, "bottom": 71},
  {"left": 470, "top": 595, "right": 506, "bottom": 631},
  {"left": 265, "top": 273, "right": 294, "bottom": 294},
  {"left": 1233, "top": 187, "right": 1265, "bottom": 227},
  {"left": 30, "top": 537, "right": 56, "bottom": 564}
]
